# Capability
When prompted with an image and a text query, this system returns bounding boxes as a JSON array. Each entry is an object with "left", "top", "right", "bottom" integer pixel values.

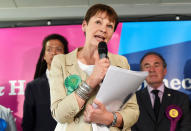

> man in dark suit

[{"left": 132, "top": 52, "right": 191, "bottom": 131}]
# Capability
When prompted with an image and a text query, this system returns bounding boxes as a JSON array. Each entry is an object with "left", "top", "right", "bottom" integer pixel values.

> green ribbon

[{"left": 64, "top": 75, "right": 81, "bottom": 95}]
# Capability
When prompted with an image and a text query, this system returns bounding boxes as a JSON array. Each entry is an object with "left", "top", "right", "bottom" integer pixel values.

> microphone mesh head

[{"left": 98, "top": 41, "right": 108, "bottom": 55}]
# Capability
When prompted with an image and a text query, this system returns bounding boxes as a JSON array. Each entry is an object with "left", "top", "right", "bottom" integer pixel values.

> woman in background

[{"left": 22, "top": 34, "right": 69, "bottom": 131}]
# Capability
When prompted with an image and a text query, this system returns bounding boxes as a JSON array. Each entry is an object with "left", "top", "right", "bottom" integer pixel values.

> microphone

[{"left": 98, "top": 41, "right": 108, "bottom": 59}]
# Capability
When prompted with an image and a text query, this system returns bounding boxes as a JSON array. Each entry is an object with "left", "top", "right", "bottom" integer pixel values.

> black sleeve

[{"left": 21, "top": 83, "right": 35, "bottom": 131}]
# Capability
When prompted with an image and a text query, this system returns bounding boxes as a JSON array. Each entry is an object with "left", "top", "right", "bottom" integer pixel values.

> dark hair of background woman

[{"left": 34, "top": 34, "right": 69, "bottom": 79}]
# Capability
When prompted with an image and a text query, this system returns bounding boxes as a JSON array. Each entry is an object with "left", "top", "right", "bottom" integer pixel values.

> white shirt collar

[
  {"left": 147, "top": 83, "right": 165, "bottom": 94},
  {"left": 77, "top": 60, "right": 94, "bottom": 76},
  {"left": 46, "top": 69, "right": 50, "bottom": 81}
]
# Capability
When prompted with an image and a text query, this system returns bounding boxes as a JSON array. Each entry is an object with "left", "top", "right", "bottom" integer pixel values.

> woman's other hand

[{"left": 83, "top": 99, "right": 113, "bottom": 125}]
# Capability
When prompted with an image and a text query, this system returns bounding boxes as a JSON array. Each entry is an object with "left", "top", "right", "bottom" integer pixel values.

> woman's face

[
  {"left": 44, "top": 39, "right": 65, "bottom": 69},
  {"left": 82, "top": 11, "right": 115, "bottom": 47}
]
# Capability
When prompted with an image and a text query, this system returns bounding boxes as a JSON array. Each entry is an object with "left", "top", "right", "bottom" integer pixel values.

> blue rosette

[{"left": 0, "top": 118, "right": 7, "bottom": 131}]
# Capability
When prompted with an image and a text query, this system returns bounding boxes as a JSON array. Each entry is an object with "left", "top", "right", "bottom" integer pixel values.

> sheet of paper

[{"left": 95, "top": 65, "right": 148, "bottom": 112}]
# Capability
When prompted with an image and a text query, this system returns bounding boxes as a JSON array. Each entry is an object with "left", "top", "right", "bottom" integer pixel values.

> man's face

[{"left": 141, "top": 54, "right": 167, "bottom": 88}]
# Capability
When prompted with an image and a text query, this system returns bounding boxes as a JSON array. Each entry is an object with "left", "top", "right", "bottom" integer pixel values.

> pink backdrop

[{"left": 0, "top": 23, "right": 122, "bottom": 131}]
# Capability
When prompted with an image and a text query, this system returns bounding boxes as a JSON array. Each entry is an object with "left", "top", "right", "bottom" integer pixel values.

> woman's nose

[
  {"left": 100, "top": 25, "right": 106, "bottom": 33},
  {"left": 51, "top": 49, "right": 57, "bottom": 55}
]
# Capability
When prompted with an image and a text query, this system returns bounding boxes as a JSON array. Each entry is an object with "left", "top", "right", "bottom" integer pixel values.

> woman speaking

[{"left": 50, "top": 4, "right": 139, "bottom": 131}]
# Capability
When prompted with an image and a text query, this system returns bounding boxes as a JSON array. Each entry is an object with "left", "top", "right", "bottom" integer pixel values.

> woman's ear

[{"left": 82, "top": 20, "right": 87, "bottom": 32}]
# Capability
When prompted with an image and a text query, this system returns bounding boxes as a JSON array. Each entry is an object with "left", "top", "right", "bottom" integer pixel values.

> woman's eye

[
  {"left": 96, "top": 21, "right": 101, "bottom": 24},
  {"left": 47, "top": 48, "right": 51, "bottom": 52},
  {"left": 107, "top": 25, "right": 113, "bottom": 29},
  {"left": 56, "top": 48, "right": 63, "bottom": 52}
]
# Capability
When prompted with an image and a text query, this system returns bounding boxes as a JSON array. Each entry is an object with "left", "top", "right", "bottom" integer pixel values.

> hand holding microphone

[{"left": 86, "top": 42, "right": 110, "bottom": 88}]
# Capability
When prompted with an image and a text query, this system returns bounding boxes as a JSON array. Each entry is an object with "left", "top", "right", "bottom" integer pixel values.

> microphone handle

[{"left": 99, "top": 53, "right": 107, "bottom": 59}]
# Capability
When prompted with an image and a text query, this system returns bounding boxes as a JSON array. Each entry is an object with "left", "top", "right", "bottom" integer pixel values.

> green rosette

[{"left": 64, "top": 75, "right": 81, "bottom": 95}]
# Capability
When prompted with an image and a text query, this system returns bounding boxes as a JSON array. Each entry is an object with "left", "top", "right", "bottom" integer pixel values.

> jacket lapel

[
  {"left": 43, "top": 74, "right": 49, "bottom": 88},
  {"left": 142, "top": 87, "right": 156, "bottom": 121},
  {"left": 64, "top": 48, "right": 88, "bottom": 82},
  {"left": 141, "top": 86, "right": 173, "bottom": 123},
  {"left": 158, "top": 87, "right": 172, "bottom": 122}
]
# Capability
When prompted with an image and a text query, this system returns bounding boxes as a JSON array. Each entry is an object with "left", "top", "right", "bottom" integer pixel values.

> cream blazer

[{"left": 49, "top": 48, "right": 139, "bottom": 131}]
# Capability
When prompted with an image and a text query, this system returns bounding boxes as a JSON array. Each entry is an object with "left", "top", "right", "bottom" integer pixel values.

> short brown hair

[{"left": 84, "top": 4, "right": 118, "bottom": 31}]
